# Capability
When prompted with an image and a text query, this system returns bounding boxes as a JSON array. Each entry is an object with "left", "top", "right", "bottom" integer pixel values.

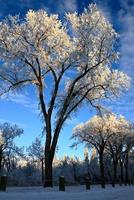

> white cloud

[
  {"left": 1, "top": 92, "right": 39, "bottom": 114},
  {"left": 0, "top": 117, "right": 27, "bottom": 128},
  {"left": 18, "top": 0, "right": 34, "bottom": 9},
  {"left": 94, "top": 0, "right": 112, "bottom": 22},
  {"left": 18, "top": 0, "right": 78, "bottom": 15},
  {"left": 115, "top": 0, "right": 134, "bottom": 121},
  {"left": 93, "top": 0, "right": 134, "bottom": 121},
  {"left": 118, "top": 1, "right": 134, "bottom": 76},
  {"left": 66, "top": 117, "right": 80, "bottom": 126},
  {"left": 58, "top": 0, "right": 78, "bottom": 14}
]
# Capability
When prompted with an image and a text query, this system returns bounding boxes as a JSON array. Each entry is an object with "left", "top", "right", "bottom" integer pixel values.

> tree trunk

[
  {"left": 0, "top": 153, "right": 2, "bottom": 174},
  {"left": 99, "top": 153, "right": 105, "bottom": 188},
  {"left": 125, "top": 152, "right": 129, "bottom": 185},
  {"left": 119, "top": 159, "right": 124, "bottom": 184},
  {"left": 38, "top": 84, "right": 53, "bottom": 187},
  {"left": 112, "top": 160, "right": 118, "bottom": 187},
  {"left": 72, "top": 164, "right": 77, "bottom": 183},
  {"left": 44, "top": 155, "right": 53, "bottom": 187},
  {"left": 44, "top": 131, "right": 53, "bottom": 187},
  {"left": 41, "top": 158, "right": 44, "bottom": 184}
]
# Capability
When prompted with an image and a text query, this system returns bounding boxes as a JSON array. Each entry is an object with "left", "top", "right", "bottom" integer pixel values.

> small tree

[
  {"left": 0, "top": 122, "right": 24, "bottom": 175},
  {"left": 27, "top": 137, "right": 44, "bottom": 183},
  {"left": 84, "top": 148, "right": 91, "bottom": 180},
  {"left": 0, "top": 4, "right": 130, "bottom": 186},
  {"left": 89, "top": 148, "right": 99, "bottom": 182},
  {"left": 70, "top": 155, "right": 79, "bottom": 183}
]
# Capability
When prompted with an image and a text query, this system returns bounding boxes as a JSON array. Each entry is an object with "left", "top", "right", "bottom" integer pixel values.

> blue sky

[{"left": 0, "top": 0, "right": 134, "bottom": 158}]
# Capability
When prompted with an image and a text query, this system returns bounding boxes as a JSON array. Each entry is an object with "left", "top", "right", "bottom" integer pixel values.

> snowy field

[{"left": 0, "top": 185, "right": 134, "bottom": 200}]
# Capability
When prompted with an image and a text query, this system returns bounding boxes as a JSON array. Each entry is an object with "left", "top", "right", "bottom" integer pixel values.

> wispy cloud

[
  {"left": 94, "top": 0, "right": 134, "bottom": 121},
  {"left": 118, "top": 0, "right": 134, "bottom": 76},
  {"left": 1, "top": 92, "right": 39, "bottom": 114},
  {"left": 66, "top": 117, "right": 80, "bottom": 126},
  {"left": 114, "top": 0, "right": 134, "bottom": 120},
  {"left": 0, "top": 117, "right": 27, "bottom": 128},
  {"left": 94, "top": 0, "right": 112, "bottom": 22},
  {"left": 0, "top": 0, "right": 78, "bottom": 20},
  {"left": 59, "top": 0, "right": 78, "bottom": 13},
  {"left": 18, "top": 0, "right": 34, "bottom": 8},
  {"left": 103, "top": 95, "right": 134, "bottom": 121}
]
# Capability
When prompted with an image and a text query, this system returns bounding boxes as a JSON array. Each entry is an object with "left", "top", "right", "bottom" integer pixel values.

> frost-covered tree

[
  {"left": 69, "top": 155, "right": 80, "bottom": 183},
  {"left": 72, "top": 114, "right": 123, "bottom": 188},
  {"left": 121, "top": 127, "right": 134, "bottom": 185},
  {"left": 0, "top": 4, "right": 130, "bottom": 186},
  {"left": 0, "top": 122, "right": 24, "bottom": 174},
  {"left": 83, "top": 148, "right": 92, "bottom": 180},
  {"left": 89, "top": 148, "right": 100, "bottom": 181},
  {"left": 106, "top": 116, "right": 131, "bottom": 186},
  {"left": 27, "top": 137, "right": 44, "bottom": 183}
]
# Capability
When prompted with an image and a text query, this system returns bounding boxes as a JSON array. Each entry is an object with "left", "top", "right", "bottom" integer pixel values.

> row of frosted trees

[
  {"left": 0, "top": 119, "right": 134, "bottom": 187},
  {"left": 73, "top": 113, "right": 134, "bottom": 188}
]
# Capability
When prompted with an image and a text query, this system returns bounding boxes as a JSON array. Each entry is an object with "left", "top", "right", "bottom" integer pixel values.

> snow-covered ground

[{"left": 0, "top": 185, "right": 134, "bottom": 200}]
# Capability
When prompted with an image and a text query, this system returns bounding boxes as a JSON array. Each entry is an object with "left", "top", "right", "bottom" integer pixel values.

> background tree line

[{"left": 0, "top": 116, "right": 134, "bottom": 187}]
